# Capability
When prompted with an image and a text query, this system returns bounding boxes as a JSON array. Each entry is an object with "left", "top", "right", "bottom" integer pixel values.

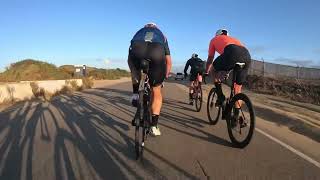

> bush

[
  {"left": 43, "top": 90, "right": 54, "bottom": 101},
  {"left": 88, "top": 68, "right": 130, "bottom": 80},
  {"left": 60, "top": 85, "right": 74, "bottom": 95},
  {"left": 70, "top": 80, "right": 80, "bottom": 90},
  {"left": 0, "top": 59, "right": 71, "bottom": 82},
  {"left": 82, "top": 77, "right": 94, "bottom": 89},
  {"left": 30, "top": 82, "right": 40, "bottom": 97}
]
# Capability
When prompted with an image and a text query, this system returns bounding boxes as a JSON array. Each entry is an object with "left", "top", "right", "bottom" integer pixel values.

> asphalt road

[{"left": 0, "top": 81, "right": 319, "bottom": 180}]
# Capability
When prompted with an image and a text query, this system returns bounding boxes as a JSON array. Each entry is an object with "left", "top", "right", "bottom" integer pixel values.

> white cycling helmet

[
  {"left": 215, "top": 29, "right": 229, "bottom": 36},
  {"left": 144, "top": 22, "right": 157, "bottom": 28},
  {"left": 192, "top": 53, "right": 198, "bottom": 58}
]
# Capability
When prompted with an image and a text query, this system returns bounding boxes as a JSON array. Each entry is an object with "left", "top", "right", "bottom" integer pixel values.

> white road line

[{"left": 256, "top": 128, "right": 320, "bottom": 169}]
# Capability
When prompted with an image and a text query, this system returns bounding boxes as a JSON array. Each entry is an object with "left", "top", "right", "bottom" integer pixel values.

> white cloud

[
  {"left": 273, "top": 57, "right": 314, "bottom": 67},
  {"left": 104, "top": 59, "right": 111, "bottom": 65},
  {"left": 249, "top": 45, "right": 267, "bottom": 53}
]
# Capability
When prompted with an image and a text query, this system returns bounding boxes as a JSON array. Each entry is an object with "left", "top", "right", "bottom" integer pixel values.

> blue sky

[{"left": 0, "top": 0, "right": 319, "bottom": 70}]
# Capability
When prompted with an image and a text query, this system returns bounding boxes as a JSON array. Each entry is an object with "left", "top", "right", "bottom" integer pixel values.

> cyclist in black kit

[
  {"left": 184, "top": 53, "right": 205, "bottom": 105},
  {"left": 128, "top": 22, "right": 172, "bottom": 136}
]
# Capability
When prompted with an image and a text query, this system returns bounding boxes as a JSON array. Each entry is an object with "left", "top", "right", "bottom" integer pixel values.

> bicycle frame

[
  {"left": 135, "top": 59, "right": 151, "bottom": 159},
  {"left": 192, "top": 73, "right": 202, "bottom": 90},
  {"left": 227, "top": 65, "right": 243, "bottom": 107},
  {"left": 138, "top": 72, "right": 150, "bottom": 120}
]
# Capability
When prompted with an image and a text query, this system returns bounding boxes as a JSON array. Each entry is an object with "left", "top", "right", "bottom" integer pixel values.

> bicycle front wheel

[
  {"left": 206, "top": 88, "right": 221, "bottom": 125},
  {"left": 195, "top": 85, "right": 203, "bottom": 112},
  {"left": 226, "top": 93, "right": 255, "bottom": 148}
]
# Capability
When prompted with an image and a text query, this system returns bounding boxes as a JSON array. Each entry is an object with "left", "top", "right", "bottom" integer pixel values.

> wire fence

[
  {"left": 249, "top": 60, "right": 320, "bottom": 80},
  {"left": 172, "top": 59, "right": 320, "bottom": 80}
]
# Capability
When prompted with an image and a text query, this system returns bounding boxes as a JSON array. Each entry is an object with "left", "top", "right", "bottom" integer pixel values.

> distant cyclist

[
  {"left": 205, "top": 29, "right": 251, "bottom": 118},
  {"left": 128, "top": 22, "right": 172, "bottom": 136},
  {"left": 184, "top": 53, "right": 205, "bottom": 105}
]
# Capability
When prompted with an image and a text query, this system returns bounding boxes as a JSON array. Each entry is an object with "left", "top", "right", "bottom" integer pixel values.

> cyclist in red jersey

[{"left": 205, "top": 29, "right": 251, "bottom": 117}]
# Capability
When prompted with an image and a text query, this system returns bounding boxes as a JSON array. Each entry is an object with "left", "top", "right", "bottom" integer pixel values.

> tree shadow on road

[
  {"left": 0, "top": 101, "right": 45, "bottom": 180},
  {"left": 0, "top": 86, "right": 199, "bottom": 179},
  {"left": 161, "top": 98, "right": 234, "bottom": 148}
]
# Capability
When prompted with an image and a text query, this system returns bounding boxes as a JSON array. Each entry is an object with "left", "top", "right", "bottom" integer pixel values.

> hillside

[
  {"left": 59, "top": 65, "right": 130, "bottom": 80},
  {"left": 0, "top": 59, "right": 130, "bottom": 82},
  {"left": 0, "top": 59, "right": 70, "bottom": 82}
]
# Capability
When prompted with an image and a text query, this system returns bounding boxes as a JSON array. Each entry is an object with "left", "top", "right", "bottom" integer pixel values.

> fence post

[{"left": 262, "top": 58, "right": 265, "bottom": 77}]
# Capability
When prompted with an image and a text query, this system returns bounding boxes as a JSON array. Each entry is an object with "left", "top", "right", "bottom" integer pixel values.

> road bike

[
  {"left": 191, "top": 73, "right": 204, "bottom": 112},
  {"left": 207, "top": 62, "right": 255, "bottom": 148},
  {"left": 134, "top": 59, "right": 152, "bottom": 160}
]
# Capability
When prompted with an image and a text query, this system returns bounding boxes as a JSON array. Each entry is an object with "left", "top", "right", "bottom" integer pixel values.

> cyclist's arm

[
  {"left": 206, "top": 40, "right": 216, "bottom": 73},
  {"left": 165, "top": 55, "right": 172, "bottom": 78},
  {"left": 184, "top": 59, "right": 190, "bottom": 74},
  {"left": 206, "top": 56, "right": 214, "bottom": 74},
  {"left": 164, "top": 39, "right": 172, "bottom": 78}
]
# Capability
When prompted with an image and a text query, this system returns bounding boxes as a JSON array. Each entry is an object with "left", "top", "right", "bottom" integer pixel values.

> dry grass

[
  {"left": 88, "top": 68, "right": 130, "bottom": 80},
  {"left": 28, "top": 79, "right": 92, "bottom": 102},
  {"left": 82, "top": 77, "right": 94, "bottom": 89}
]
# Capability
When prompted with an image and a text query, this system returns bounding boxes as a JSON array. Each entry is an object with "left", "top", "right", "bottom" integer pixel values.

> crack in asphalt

[{"left": 196, "top": 159, "right": 210, "bottom": 180}]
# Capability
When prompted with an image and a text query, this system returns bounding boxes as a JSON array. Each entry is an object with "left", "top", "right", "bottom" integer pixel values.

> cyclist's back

[
  {"left": 129, "top": 25, "right": 170, "bottom": 89},
  {"left": 128, "top": 23, "right": 172, "bottom": 136},
  {"left": 209, "top": 35, "right": 243, "bottom": 57},
  {"left": 131, "top": 27, "right": 167, "bottom": 45},
  {"left": 184, "top": 57, "right": 205, "bottom": 76},
  {"left": 205, "top": 28, "right": 251, "bottom": 110},
  {"left": 184, "top": 53, "right": 205, "bottom": 105}
]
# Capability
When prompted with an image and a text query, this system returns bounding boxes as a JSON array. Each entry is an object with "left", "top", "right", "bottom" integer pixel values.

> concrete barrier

[{"left": 0, "top": 79, "right": 83, "bottom": 104}]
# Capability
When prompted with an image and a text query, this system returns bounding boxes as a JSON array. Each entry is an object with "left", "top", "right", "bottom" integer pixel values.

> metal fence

[
  {"left": 172, "top": 59, "right": 320, "bottom": 80},
  {"left": 249, "top": 60, "right": 320, "bottom": 80}
]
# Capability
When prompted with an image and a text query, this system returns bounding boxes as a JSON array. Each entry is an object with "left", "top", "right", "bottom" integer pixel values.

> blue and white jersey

[{"left": 131, "top": 27, "right": 167, "bottom": 45}]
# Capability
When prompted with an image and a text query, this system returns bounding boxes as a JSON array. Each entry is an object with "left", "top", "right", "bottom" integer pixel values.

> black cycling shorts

[
  {"left": 190, "top": 72, "right": 203, "bottom": 81},
  {"left": 213, "top": 44, "right": 251, "bottom": 84},
  {"left": 129, "top": 41, "right": 166, "bottom": 87}
]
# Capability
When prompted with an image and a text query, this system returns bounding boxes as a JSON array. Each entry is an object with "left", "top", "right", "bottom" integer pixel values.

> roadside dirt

[{"left": 246, "top": 75, "right": 320, "bottom": 105}]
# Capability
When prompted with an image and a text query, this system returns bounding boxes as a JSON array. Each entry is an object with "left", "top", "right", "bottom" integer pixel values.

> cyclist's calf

[{"left": 151, "top": 85, "right": 162, "bottom": 115}]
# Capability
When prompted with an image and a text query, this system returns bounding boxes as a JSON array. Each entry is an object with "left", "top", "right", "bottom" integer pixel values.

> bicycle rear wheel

[
  {"left": 195, "top": 85, "right": 202, "bottom": 112},
  {"left": 206, "top": 88, "right": 221, "bottom": 125},
  {"left": 134, "top": 118, "right": 141, "bottom": 159},
  {"left": 226, "top": 93, "right": 255, "bottom": 148},
  {"left": 135, "top": 90, "right": 146, "bottom": 160}
]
